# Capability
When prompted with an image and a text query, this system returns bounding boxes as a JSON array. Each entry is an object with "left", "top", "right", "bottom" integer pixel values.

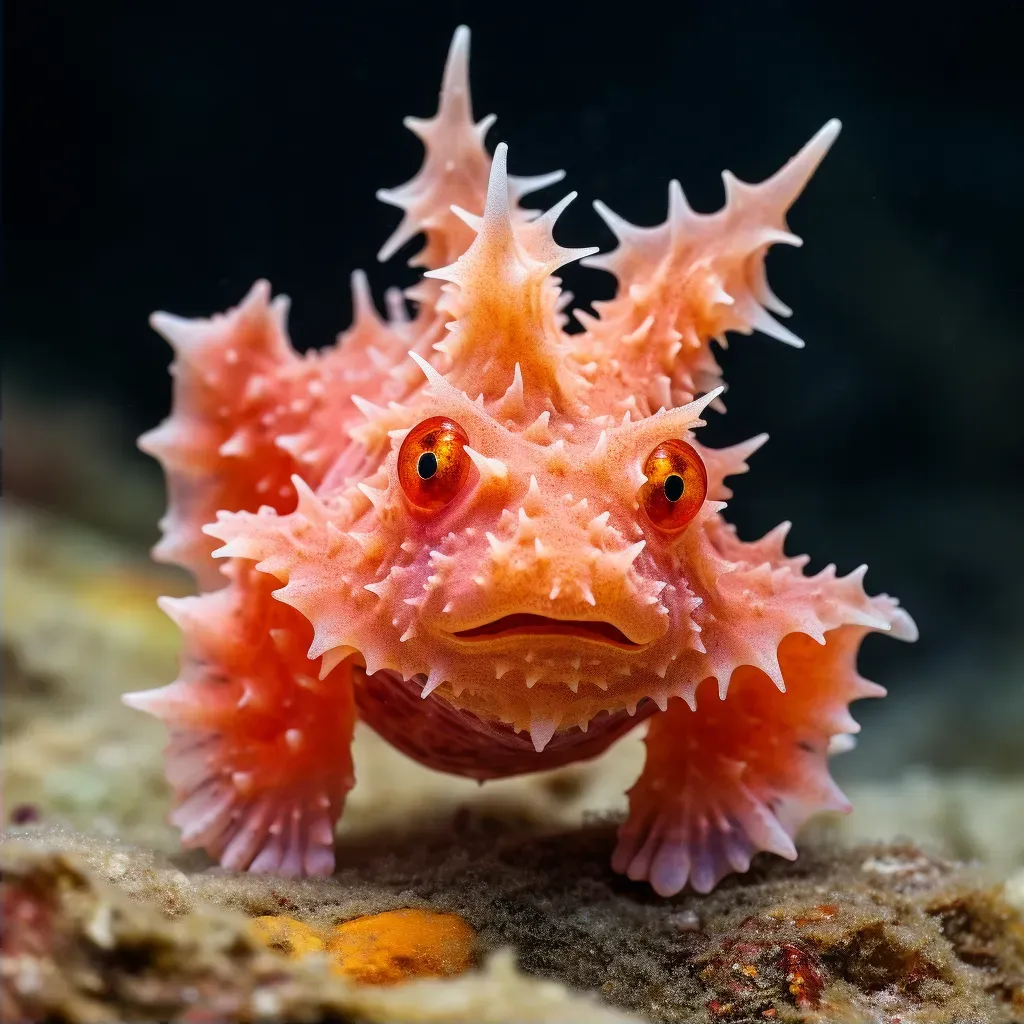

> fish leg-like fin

[
  {"left": 614, "top": 627, "right": 876, "bottom": 896},
  {"left": 124, "top": 562, "right": 356, "bottom": 875}
]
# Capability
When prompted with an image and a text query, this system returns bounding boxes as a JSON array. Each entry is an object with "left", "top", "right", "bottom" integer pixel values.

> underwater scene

[{"left": 4, "top": 3, "right": 1023, "bottom": 1021}]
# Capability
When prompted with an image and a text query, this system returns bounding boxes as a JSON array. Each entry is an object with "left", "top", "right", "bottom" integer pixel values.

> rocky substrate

[{"left": 2, "top": 826, "right": 1023, "bottom": 1023}]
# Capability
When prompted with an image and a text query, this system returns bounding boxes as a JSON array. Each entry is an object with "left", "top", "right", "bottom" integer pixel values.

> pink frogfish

[{"left": 125, "top": 27, "right": 916, "bottom": 895}]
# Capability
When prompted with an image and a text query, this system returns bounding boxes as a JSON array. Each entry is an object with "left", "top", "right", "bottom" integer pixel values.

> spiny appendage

[
  {"left": 573, "top": 120, "right": 841, "bottom": 412},
  {"left": 139, "top": 280, "right": 299, "bottom": 585},
  {"left": 688, "top": 513, "right": 916, "bottom": 701},
  {"left": 424, "top": 142, "right": 597, "bottom": 417},
  {"left": 122, "top": 562, "right": 356, "bottom": 875},
  {"left": 203, "top": 473, "right": 391, "bottom": 674},
  {"left": 697, "top": 432, "right": 769, "bottom": 502},
  {"left": 614, "top": 626, "right": 880, "bottom": 896},
  {"left": 311, "top": 269, "right": 434, "bottom": 474},
  {"left": 139, "top": 274, "right": 416, "bottom": 586},
  {"left": 375, "top": 25, "right": 564, "bottom": 272}
]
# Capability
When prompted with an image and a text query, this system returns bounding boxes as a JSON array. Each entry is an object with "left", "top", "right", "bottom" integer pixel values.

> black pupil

[
  {"left": 417, "top": 451, "right": 439, "bottom": 480},
  {"left": 663, "top": 474, "right": 684, "bottom": 502}
]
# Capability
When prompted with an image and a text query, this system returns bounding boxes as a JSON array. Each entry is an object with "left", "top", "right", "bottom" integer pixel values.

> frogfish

[{"left": 125, "top": 26, "right": 916, "bottom": 895}]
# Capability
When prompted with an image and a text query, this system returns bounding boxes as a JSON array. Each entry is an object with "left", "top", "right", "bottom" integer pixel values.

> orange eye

[
  {"left": 398, "top": 417, "right": 472, "bottom": 513},
  {"left": 639, "top": 439, "right": 707, "bottom": 533}
]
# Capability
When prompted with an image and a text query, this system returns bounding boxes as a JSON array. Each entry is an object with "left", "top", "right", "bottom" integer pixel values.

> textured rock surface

[
  {"left": 0, "top": 835, "right": 642, "bottom": 1024},
  {"left": 2, "top": 827, "right": 1023, "bottom": 1022}
]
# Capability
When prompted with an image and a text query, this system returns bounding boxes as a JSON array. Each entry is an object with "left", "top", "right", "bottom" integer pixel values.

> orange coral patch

[
  {"left": 326, "top": 909, "right": 476, "bottom": 985},
  {"left": 248, "top": 909, "right": 477, "bottom": 985}
]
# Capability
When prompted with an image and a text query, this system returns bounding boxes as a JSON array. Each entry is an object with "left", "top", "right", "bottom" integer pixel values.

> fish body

[{"left": 126, "top": 27, "right": 915, "bottom": 894}]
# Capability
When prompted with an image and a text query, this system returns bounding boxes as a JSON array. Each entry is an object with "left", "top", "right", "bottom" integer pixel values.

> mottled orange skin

[{"left": 126, "top": 27, "right": 915, "bottom": 896}]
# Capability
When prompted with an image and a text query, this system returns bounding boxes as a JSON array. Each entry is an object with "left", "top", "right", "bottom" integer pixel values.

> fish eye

[
  {"left": 639, "top": 439, "right": 707, "bottom": 533},
  {"left": 399, "top": 417, "right": 471, "bottom": 513}
]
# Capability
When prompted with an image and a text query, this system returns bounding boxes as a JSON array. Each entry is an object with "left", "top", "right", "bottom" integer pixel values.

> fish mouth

[{"left": 451, "top": 613, "right": 643, "bottom": 650}]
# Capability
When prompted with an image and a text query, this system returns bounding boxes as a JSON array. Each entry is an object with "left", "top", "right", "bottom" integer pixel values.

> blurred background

[{"left": 4, "top": 0, "right": 1022, "bottom": 792}]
